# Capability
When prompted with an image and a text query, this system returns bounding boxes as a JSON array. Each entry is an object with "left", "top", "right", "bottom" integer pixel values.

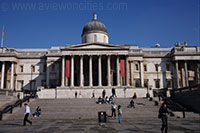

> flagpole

[{"left": 1, "top": 26, "right": 4, "bottom": 48}]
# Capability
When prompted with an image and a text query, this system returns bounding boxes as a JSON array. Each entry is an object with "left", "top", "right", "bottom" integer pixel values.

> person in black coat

[{"left": 159, "top": 103, "right": 169, "bottom": 133}]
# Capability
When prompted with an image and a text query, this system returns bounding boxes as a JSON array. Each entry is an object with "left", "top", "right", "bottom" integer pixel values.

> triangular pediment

[{"left": 63, "top": 43, "right": 129, "bottom": 50}]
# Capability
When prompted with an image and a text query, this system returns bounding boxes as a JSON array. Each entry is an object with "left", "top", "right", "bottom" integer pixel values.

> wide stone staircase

[
  {"left": 4, "top": 98, "right": 159, "bottom": 120},
  {"left": 0, "top": 94, "right": 16, "bottom": 108},
  {"left": 0, "top": 98, "right": 199, "bottom": 133}
]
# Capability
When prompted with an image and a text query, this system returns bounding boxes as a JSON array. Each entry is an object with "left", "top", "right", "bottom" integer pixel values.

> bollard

[
  {"left": 0, "top": 111, "right": 2, "bottom": 120},
  {"left": 98, "top": 111, "right": 107, "bottom": 123},
  {"left": 182, "top": 111, "right": 185, "bottom": 118},
  {"left": 27, "top": 98, "right": 30, "bottom": 103}
]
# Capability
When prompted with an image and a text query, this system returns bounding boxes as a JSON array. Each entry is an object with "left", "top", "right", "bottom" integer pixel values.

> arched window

[
  {"left": 94, "top": 34, "right": 97, "bottom": 42},
  {"left": 104, "top": 36, "right": 106, "bottom": 42}
]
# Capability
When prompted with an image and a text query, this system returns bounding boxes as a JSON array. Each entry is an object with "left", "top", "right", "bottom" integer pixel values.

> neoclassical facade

[{"left": 0, "top": 14, "right": 199, "bottom": 98}]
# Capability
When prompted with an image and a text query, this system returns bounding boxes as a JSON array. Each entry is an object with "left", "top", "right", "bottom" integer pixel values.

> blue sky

[{"left": 0, "top": 0, "right": 199, "bottom": 48}]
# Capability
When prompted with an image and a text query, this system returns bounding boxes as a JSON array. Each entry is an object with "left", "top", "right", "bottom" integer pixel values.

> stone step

[{"left": 3, "top": 98, "right": 161, "bottom": 120}]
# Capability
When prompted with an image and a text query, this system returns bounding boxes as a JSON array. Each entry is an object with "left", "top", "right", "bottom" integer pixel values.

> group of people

[
  {"left": 23, "top": 103, "right": 42, "bottom": 126},
  {"left": 22, "top": 90, "right": 169, "bottom": 132},
  {"left": 96, "top": 96, "right": 114, "bottom": 104},
  {"left": 111, "top": 102, "right": 123, "bottom": 123},
  {"left": 96, "top": 88, "right": 117, "bottom": 104}
]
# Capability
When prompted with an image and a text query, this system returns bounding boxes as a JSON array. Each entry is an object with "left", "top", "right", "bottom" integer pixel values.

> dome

[{"left": 82, "top": 13, "right": 108, "bottom": 36}]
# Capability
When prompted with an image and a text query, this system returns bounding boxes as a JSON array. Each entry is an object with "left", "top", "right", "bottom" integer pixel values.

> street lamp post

[{"left": 14, "top": 73, "right": 17, "bottom": 92}]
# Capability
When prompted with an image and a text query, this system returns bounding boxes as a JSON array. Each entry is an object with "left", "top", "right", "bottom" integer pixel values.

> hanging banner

[
  {"left": 120, "top": 59, "right": 125, "bottom": 77},
  {"left": 65, "top": 60, "right": 70, "bottom": 78}
]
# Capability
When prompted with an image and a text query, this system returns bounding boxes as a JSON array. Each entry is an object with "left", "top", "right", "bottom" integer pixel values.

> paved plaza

[{"left": 0, "top": 98, "right": 199, "bottom": 133}]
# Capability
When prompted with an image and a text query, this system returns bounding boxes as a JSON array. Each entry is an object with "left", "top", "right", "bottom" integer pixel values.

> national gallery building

[{"left": 0, "top": 14, "right": 199, "bottom": 98}]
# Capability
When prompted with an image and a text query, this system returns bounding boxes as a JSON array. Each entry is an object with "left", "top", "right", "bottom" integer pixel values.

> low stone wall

[{"left": 37, "top": 87, "right": 153, "bottom": 99}]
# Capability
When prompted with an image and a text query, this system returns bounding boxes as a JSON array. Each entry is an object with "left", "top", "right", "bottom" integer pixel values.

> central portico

[{"left": 60, "top": 43, "right": 130, "bottom": 88}]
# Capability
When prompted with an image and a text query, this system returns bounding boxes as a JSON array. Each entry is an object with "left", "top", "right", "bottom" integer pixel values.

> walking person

[
  {"left": 75, "top": 91, "right": 77, "bottom": 98},
  {"left": 118, "top": 105, "right": 122, "bottom": 123},
  {"left": 23, "top": 103, "right": 32, "bottom": 126},
  {"left": 159, "top": 103, "right": 169, "bottom": 133},
  {"left": 92, "top": 90, "right": 95, "bottom": 98},
  {"left": 102, "top": 89, "right": 106, "bottom": 98},
  {"left": 112, "top": 88, "right": 117, "bottom": 98},
  {"left": 111, "top": 102, "right": 117, "bottom": 118}
]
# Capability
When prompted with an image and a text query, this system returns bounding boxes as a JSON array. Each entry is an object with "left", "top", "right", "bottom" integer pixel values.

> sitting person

[
  {"left": 132, "top": 92, "right": 137, "bottom": 99},
  {"left": 101, "top": 97, "right": 106, "bottom": 104},
  {"left": 105, "top": 96, "right": 109, "bottom": 104},
  {"left": 127, "top": 100, "right": 135, "bottom": 108},
  {"left": 32, "top": 106, "right": 42, "bottom": 117},
  {"left": 109, "top": 96, "right": 114, "bottom": 104},
  {"left": 97, "top": 96, "right": 102, "bottom": 104}
]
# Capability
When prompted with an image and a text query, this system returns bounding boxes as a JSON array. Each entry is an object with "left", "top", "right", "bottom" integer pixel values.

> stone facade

[{"left": 0, "top": 14, "right": 199, "bottom": 98}]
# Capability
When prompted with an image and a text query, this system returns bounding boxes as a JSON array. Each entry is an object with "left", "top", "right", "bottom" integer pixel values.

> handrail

[
  {"left": 155, "top": 89, "right": 186, "bottom": 118},
  {"left": 171, "top": 84, "right": 200, "bottom": 94},
  {"left": 0, "top": 96, "right": 30, "bottom": 120}
]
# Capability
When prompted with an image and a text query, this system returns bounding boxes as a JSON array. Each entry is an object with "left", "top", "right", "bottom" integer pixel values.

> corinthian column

[
  {"left": 116, "top": 56, "right": 120, "bottom": 86},
  {"left": 125, "top": 56, "right": 129, "bottom": 86},
  {"left": 61, "top": 56, "right": 65, "bottom": 87},
  {"left": 98, "top": 56, "right": 102, "bottom": 86},
  {"left": 10, "top": 62, "right": 14, "bottom": 90},
  {"left": 70, "top": 56, "right": 74, "bottom": 87},
  {"left": 89, "top": 56, "right": 93, "bottom": 87},
  {"left": 184, "top": 61, "right": 189, "bottom": 87},
  {"left": 80, "top": 56, "right": 83, "bottom": 87},
  {"left": 1, "top": 62, "right": 5, "bottom": 89},
  {"left": 107, "top": 56, "right": 111, "bottom": 86},
  {"left": 140, "top": 61, "right": 144, "bottom": 87}
]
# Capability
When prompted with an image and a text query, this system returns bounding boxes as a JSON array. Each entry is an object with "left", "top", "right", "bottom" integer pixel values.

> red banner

[
  {"left": 65, "top": 60, "right": 70, "bottom": 78},
  {"left": 120, "top": 59, "right": 125, "bottom": 77}
]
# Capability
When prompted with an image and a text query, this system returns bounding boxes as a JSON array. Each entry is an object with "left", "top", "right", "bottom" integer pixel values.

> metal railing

[
  {"left": 154, "top": 89, "right": 186, "bottom": 118},
  {"left": 0, "top": 96, "right": 30, "bottom": 120},
  {"left": 171, "top": 84, "right": 200, "bottom": 96}
]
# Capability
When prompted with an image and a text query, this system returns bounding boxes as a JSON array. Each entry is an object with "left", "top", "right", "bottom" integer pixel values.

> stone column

[
  {"left": 70, "top": 56, "right": 74, "bottom": 87},
  {"left": 98, "top": 56, "right": 102, "bottom": 86},
  {"left": 130, "top": 62, "right": 134, "bottom": 86},
  {"left": 10, "top": 62, "right": 14, "bottom": 90},
  {"left": 125, "top": 56, "right": 129, "bottom": 86},
  {"left": 61, "top": 56, "right": 65, "bottom": 87},
  {"left": 46, "top": 61, "right": 50, "bottom": 88},
  {"left": 196, "top": 63, "right": 200, "bottom": 84},
  {"left": 89, "top": 56, "right": 93, "bottom": 87},
  {"left": 116, "top": 56, "right": 120, "bottom": 86},
  {"left": 1, "top": 62, "right": 5, "bottom": 89},
  {"left": 107, "top": 55, "right": 111, "bottom": 86},
  {"left": 80, "top": 56, "right": 83, "bottom": 87},
  {"left": 140, "top": 61, "right": 144, "bottom": 87},
  {"left": 176, "top": 61, "right": 180, "bottom": 88},
  {"left": 184, "top": 61, "right": 189, "bottom": 87}
]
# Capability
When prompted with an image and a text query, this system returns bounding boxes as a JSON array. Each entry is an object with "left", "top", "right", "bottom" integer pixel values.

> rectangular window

[
  {"left": 144, "top": 64, "right": 147, "bottom": 71},
  {"left": 155, "top": 79, "right": 160, "bottom": 88},
  {"left": 155, "top": 64, "right": 158, "bottom": 71},
  {"left": 166, "top": 64, "right": 170, "bottom": 71},
  {"left": 135, "top": 79, "right": 141, "bottom": 87},
  {"left": 51, "top": 64, "right": 55, "bottom": 72},
  {"left": 20, "top": 65, "right": 23, "bottom": 72},
  {"left": 167, "top": 80, "right": 172, "bottom": 88},
  {"left": 31, "top": 65, "right": 35, "bottom": 72},
  {"left": 135, "top": 64, "right": 139, "bottom": 71},
  {"left": 144, "top": 79, "right": 148, "bottom": 88},
  {"left": 17, "top": 80, "right": 24, "bottom": 91}
]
